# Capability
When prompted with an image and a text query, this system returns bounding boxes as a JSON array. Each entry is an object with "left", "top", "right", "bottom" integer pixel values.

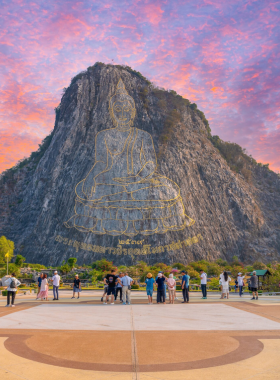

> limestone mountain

[{"left": 0, "top": 62, "right": 279, "bottom": 266}]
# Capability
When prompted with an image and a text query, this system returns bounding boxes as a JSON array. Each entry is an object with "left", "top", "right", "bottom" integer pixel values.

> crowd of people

[{"left": 2, "top": 268, "right": 260, "bottom": 307}]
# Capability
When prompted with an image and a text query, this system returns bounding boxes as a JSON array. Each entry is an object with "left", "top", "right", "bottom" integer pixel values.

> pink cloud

[{"left": 0, "top": 0, "right": 279, "bottom": 173}]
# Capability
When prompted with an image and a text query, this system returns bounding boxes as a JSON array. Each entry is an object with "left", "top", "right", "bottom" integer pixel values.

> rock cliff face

[{"left": 0, "top": 63, "right": 280, "bottom": 265}]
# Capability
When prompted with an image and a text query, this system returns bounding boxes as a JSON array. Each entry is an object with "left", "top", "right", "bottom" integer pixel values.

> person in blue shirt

[
  {"left": 145, "top": 273, "right": 155, "bottom": 304},
  {"left": 181, "top": 270, "right": 190, "bottom": 303},
  {"left": 156, "top": 273, "right": 166, "bottom": 304},
  {"left": 36, "top": 273, "right": 43, "bottom": 300}
]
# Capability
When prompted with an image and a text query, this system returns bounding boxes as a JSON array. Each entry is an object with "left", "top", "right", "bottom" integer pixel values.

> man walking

[
  {"left": 237, "top": 272, "right": 245, "bottom": 297},
  {"left": 36, "top": 273, "right": 43, "bottom": 300},
  {"left": 51, "top": 270, "right": 61, "bottom": 300},
  {"left": 200, "top": 269, "right": 207, "bottom": 299},
  {"left": 250, "top": 271, "right": 259, "bottom": 300},
  {"left": 105, "top": 269, "right": 119, "bottom": 304},
  {"left": 121, "top": 272, "right": 133, "bottom": 305},
  {"left": 181, "top": 270, "right": 190, "bottom": 303}
]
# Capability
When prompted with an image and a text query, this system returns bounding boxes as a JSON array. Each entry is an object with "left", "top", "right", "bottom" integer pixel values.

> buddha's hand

[
  {"left": 82, "top": 180, "right": 94, "bottom": 199},
  {"left": 113, "top": 175, "right": 142, "bottom": 184}
]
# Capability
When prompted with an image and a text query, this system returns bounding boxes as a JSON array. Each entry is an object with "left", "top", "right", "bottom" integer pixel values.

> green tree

[
  {"left": 185, "top": 266, "right": 200, "bottom": 281},
  {"left": 189, "top": 261, "right": 207, "bottom": 273},
  {"left": 89, "top": 269, "right": 100, "bottom": 284},
  {"left": 67, "top": 257, "right": 77, "bottom": 270},
  {"left": 208, "top": 278, "right": 220, "bottom": 289},
  {"left": 231, "top": 265, "right": 244, "bottom": 278},
  {"left": 207, "top": 263, "right": 221, "bottom": 276},
  {"left": 172, "top": 263, "right": 186, "bottom": 270},
  {"left": 0, "top": 263, "right": 20, "bottom": 278},
  {"left": 60, "top": 264, "right": 70, "bottom": 275},
  {"left": 262, "top": 270, "right": 280, "bottom": 292},
  {"left": 15, "top": 254, "right": 26, "bottom": 268},
  {"left": 245, "top": 265, "right": 254, "bottom": 273},
  {"left": 0, "top": 235, "right": 14, "bottom": 264},
  {"left": 252, "top": 261, "right": 267, "bottom": 270},
  {"left": 215, "top": 259, "right": 228, "bottom": 267},
  {"left": 231, "top": 255, "right": 239, "bottom": 264},
  {"left": 92, "top": 259, "right": 114, "bottom": 272}
]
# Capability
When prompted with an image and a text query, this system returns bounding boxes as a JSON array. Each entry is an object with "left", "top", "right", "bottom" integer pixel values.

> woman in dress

[
  {"left": 37, "top": 273, "right": 49, "bottom": 301},
  {"left": 72, "top": 274, "right": 81, "bottom": 299},
  {"left": 220, "top": 271, "right": 231, "bottom": 299}
]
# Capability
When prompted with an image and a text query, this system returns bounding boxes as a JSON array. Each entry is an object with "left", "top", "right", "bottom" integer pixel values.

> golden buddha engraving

[{"left": 64, "top": 79, "right": 195, "bottom": 236}]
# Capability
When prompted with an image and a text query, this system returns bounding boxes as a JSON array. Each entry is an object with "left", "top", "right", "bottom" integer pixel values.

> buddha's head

[{"left": 109, "top": 79, "right": 136, "bottom": 128}]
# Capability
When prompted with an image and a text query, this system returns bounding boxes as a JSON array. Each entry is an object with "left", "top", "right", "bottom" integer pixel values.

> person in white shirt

[
  {"left": 220, "top": 271, "right": 231, "bottom": 299},
  {"left": 4, "top": 273, "right": 21, "bottom": 307},
  {"left": 121, "top": 272, "right": 134, "bottom": 305},
  {"left": 51, "top": 270, "right": 61, "bottom": 300},
  {"left": 237, "top": 272, "right": 245, "bottom": 297},
  {"left": 200, "top": 270, "right": 207, "bottom": 299}
]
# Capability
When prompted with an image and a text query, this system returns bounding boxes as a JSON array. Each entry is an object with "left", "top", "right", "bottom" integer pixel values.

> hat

[
  {"left": 181, "top": 270, "right": 186, "bottom": 273},
  {"left": 75, "top": 274, "right": 78, "bottom": 277},
  {"left": 169, "top": 274, "right": 173, "bottom": 278},
  {"left": 238, "top": 272, "right": 242, "bottom": 275},
  {"left": 147, "top": 273, "right": 152, "bottom": 278},
  {"left": 158, "top": 273, "right": 163, "bottom": 277},
  {"left": 54, "top": 270, "right": 58, "bottom": 274},
  {"left": 159, "top": 271, "right": 163, "bottom": 273}
]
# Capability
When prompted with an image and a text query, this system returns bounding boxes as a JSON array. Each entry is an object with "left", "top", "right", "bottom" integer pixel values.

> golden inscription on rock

[
  {"left": 55, "top": 234, "right": 203, "bottom": 259},
  {"left": 64, "top": 79, "right": 195, "bottom": 236}
]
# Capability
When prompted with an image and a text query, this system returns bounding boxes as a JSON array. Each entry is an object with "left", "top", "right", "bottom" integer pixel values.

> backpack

[{"left": 10, "top": 278, "right": 17, "bottom": 289}]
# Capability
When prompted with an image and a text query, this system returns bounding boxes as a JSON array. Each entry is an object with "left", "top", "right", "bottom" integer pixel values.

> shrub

[
  {"left": 92, "top": 259, "right": 114, "bottom": 272},
  {"left": 131, "top": 284, "right": 140, "bottom": 290},
  {"left": 252, "top": 261, "right": 267, "bottom": 270},
  {"left": 15, "top": 254, "right": 26, "bottom": 267}
]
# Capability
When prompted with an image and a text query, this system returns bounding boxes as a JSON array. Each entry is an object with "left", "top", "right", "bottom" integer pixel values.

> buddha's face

[{"left": 112, "top": 100, "right": 134, "bottom": 127}]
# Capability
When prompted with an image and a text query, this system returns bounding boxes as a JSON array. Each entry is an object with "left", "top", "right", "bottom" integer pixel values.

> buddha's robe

[{"left": 65, "top": 127, "right": 194, "bottom": 236}]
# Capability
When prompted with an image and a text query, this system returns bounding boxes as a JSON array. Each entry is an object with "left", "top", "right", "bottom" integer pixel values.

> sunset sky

[{"left": 1, "top": 0, "right": 279, "bottom": 172}]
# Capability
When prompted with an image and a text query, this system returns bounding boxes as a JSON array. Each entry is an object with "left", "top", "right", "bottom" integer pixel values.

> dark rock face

[{"left": 0, "top": 63, "right": 280, "bottom": 265}]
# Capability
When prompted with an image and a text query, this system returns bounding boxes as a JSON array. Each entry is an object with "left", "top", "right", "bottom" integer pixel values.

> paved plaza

[{"left": 0, "top": 291, "right": 280, "bottom": 379}]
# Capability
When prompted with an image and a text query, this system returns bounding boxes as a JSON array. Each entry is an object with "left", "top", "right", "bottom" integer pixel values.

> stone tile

[{"left": 1, "top": 304, "right": 280, "bottom": 331}]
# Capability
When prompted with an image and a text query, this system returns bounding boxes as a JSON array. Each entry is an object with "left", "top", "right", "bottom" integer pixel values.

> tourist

[
  {"left": 145, "top": 273, "right": 155, "bottom": 304},
  {"left": 37, "top": 273, "right": 49, "bottom": 301},
  {"left": 173, "top": 273, "right": 179, "bottom": 300},
  {"left": 36, "top": 273, "right": 43, "bottom": 300},
  {"left": 250, "top": 271, "right": 259, "bottom": 300},
  {"left": 181, "top": 270, "right": 190, "bottom": 303},
  {"left": 105, "top": 269, "right": 120, "bottom": 305},
  {"left": 51, "top": 270, "right": 61, "bottom": 300},
  {"left": 101, "top": 276, "right": 108, "bottom": 302},
  {"left": 156, "top": 273, "right": 166, "bottom": 304},
  {"left": 237, "top": 272, "right": 245, "bottom": 297},
  {"left": 72, "top": 274, "right": 81, "bottom": 299},
  {"left": 115, "top": 272, "right": 123, "bottom": 303},
  {"left": 234, "top": 279, "right": 238, "bottom": 293},
  {"left": 220, "top": 271, "right": 231, "bottom": 299},
  {"left": 156, "top": 271, "right": 167, "bottom": 298},
  {"left": 167, "top": 274, "right": 176, "bottom": 304},
  {"left": 4, "top": 273, "right": 21, "bottom": 307},
  {"left": 200, "top": 270, "right": 207, "bottom": 299},
  {"left": 121, "top": 272, "right": 134, "bottom": 305}
]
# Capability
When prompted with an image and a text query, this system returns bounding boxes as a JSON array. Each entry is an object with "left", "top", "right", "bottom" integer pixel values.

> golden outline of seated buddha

[{"left": 64, "top": 79, "right": 195, "bottom": 236}]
